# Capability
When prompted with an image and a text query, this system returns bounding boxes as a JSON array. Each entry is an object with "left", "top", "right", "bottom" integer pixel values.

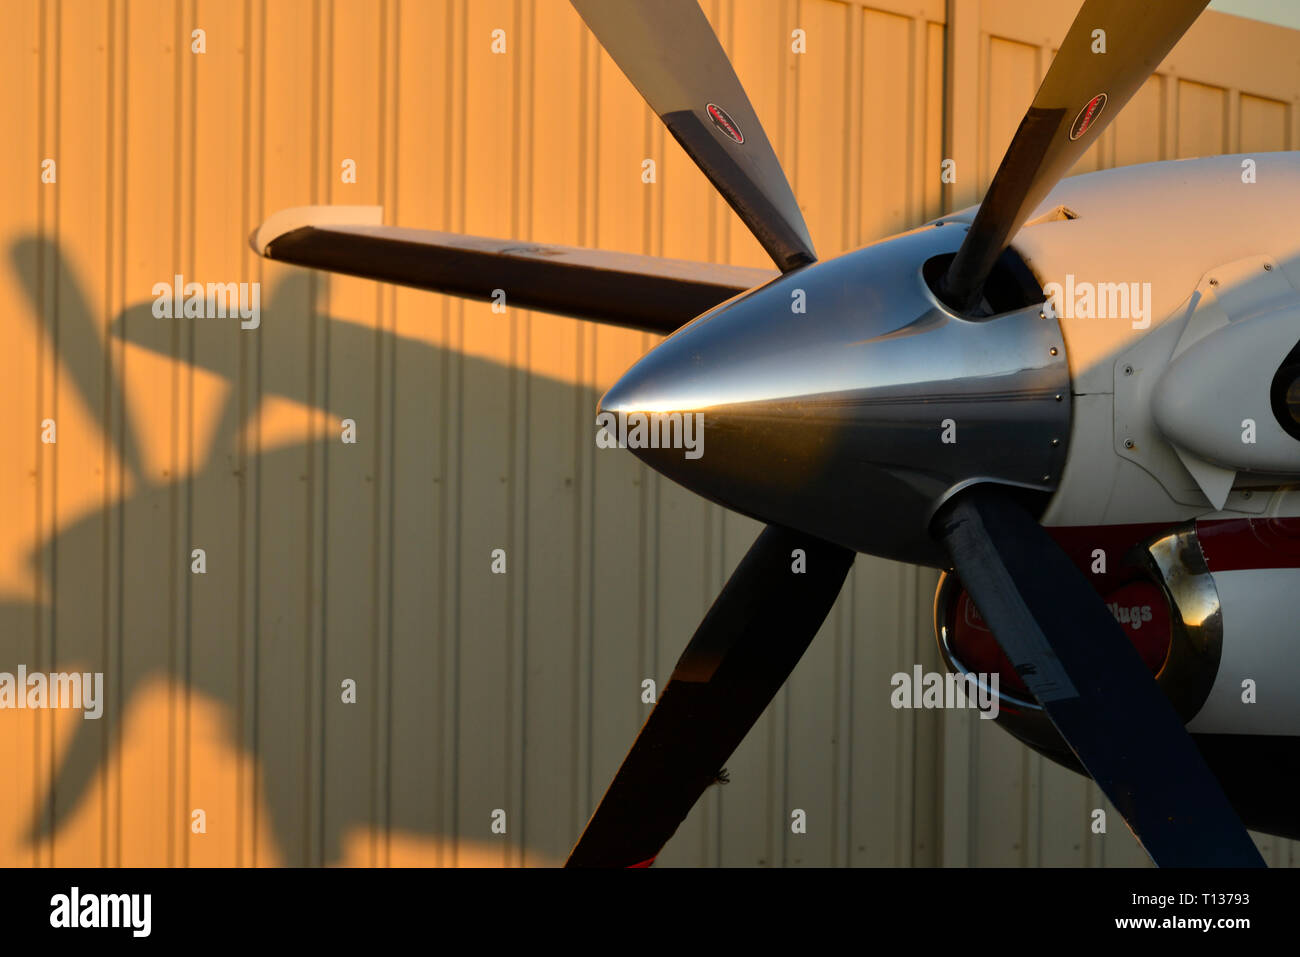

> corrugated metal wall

[{"left": 0, "top": 0, "right": 1296, "bottom": 867}]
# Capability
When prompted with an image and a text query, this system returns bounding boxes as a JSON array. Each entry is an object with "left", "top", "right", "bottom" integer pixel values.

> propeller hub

[{"left": 599, "top": 225, "right": 1072, "bottom": 566}]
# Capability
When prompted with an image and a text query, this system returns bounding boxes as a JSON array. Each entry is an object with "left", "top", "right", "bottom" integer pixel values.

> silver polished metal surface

[
  {"left": 600, "top": 223, "right": 1071, "bottom": 566},
  {"left": 1137, "top": 523, "right": 1223, "bottom": 723}
]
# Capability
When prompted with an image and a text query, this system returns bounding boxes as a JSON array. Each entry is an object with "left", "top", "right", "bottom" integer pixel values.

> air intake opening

[
  {"left": 923, "top": 248, "right": 1045, "bottom": 318},
  {"left": 1270, "top": 339, "right": 1300, "bottom": 441}
]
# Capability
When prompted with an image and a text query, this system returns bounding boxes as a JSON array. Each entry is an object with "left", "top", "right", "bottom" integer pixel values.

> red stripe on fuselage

[
  {"left": 1194, "top": 517, "right": 1300, "bottom": 572},
  {"left": 1043, "top": 518, "right": 1300, "bottom": 577}
]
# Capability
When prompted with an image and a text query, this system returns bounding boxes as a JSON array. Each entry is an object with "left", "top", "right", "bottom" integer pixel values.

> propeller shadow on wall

[{"left": 4, "top": 234, "right": 651, "bottom": 866}]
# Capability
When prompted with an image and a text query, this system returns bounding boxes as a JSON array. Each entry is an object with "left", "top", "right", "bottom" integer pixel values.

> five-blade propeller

[{"left": 564, "top": 0, "right": 1259, "bottom": 869}]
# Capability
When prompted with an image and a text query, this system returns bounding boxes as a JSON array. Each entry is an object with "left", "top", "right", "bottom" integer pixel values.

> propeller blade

[
  {"left": 567, "top": 525, "right": 853, "bottom": 867},
  {"left": 252, "top": 206, "right": 775, "bottom": 335},
  {"left": 571, "top": 0, "right": 816, "bottom": 273},
  {"left": 940, "top": 0, "right": 1208, "bottom": 312},
  {"left": 933, "top": 486, "right": 1264, "bottom": 867}
]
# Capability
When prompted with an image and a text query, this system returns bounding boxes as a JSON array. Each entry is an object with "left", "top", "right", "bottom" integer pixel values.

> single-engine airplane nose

[{"left": 598, "top": 225, "right": 1072, "bottom": 567}]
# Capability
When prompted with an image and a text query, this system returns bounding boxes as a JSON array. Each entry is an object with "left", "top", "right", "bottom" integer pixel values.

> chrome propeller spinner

[{"left": 599, "top": 224, "right": 1071, "bottom": 566}]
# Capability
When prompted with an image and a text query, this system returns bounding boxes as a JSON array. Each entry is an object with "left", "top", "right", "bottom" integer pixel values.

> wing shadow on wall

[{"left": 4, "top": 235, "right": 634, "bottom": 867}]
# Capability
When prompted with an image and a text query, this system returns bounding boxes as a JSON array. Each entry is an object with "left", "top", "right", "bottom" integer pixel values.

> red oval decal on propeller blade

[
  {"left": 706, "top": 103, "right": 744, "bottom": 144},
  {"left": 1069, "top": 92, "right": 1107, "bottom": 141}
]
